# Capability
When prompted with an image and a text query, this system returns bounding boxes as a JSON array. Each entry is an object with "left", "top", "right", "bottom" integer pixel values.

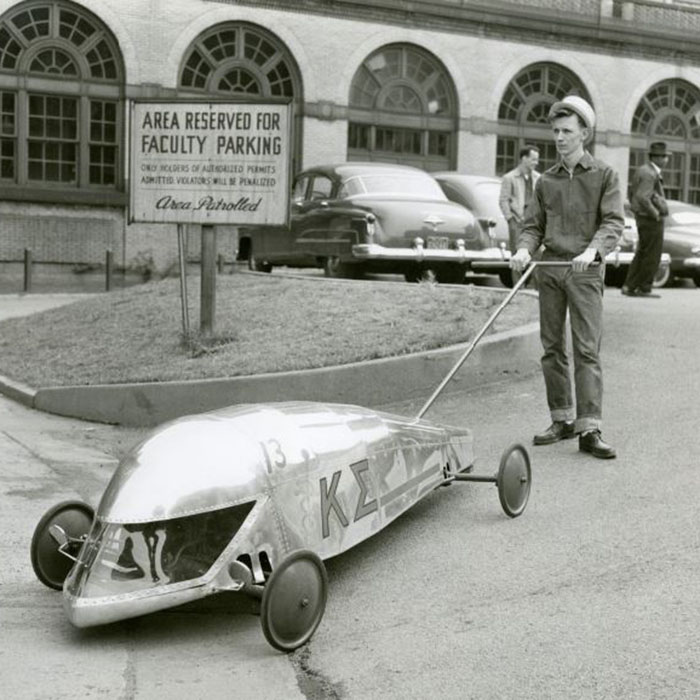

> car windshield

[
  {"left": 340, "top": 173, "right": 447, "bottom": 200},
  {"left": 473, "top": 181, "right": 502, "bottom": 214},
  {"left": 65, "top": 502, "right": 254, "bottom": 599}
]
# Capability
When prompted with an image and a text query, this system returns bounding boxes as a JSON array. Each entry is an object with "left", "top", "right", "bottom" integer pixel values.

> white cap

[{"left": 548, "top": 95, "right": 595, "bottom": 130}]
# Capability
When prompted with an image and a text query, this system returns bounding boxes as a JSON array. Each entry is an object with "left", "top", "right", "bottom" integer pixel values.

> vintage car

[
  {"left": 237, "top": 162, "right": 509, "bottom": 284},
  {"left": 432, "top": 173, "right": 511, "bottom": 286},
  {"left": 30, "top": 402, "right": 530, "bottom": 652},
  {"left": 434, "top": 172, "right": 670, "bottom": 288}
]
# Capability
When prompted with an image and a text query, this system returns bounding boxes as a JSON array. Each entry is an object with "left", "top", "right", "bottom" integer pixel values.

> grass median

[{"left": 0, "top": 272, "right": 539, "bottom": 389}]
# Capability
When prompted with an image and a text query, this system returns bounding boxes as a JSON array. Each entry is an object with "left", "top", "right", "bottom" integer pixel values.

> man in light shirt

[{"left": 499, "top": 144, "right": 540, "bottom": 255}]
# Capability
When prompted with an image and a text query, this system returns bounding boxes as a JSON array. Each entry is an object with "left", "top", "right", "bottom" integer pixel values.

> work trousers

[
  {"left": 624, "top": 216, "right": 664, "bottom": 292},
  {"left": 537, "top": 260, "right": 605, "bottom": 434}
]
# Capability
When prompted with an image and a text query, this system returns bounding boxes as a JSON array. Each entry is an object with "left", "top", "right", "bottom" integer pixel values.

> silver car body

[{"left": 63, "top": 401, "right": 473, "bottom": 627}]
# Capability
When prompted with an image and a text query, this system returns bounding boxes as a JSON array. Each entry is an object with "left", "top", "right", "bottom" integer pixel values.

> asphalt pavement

[{"left": 1, "top": 281, "right": 699, "bottom": 699}]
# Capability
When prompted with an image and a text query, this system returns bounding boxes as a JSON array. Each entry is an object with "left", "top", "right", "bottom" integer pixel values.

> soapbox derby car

[
  {"left": 30, "top": 401, "right": 531, "bottom": 652},
  {"left": 31, "top": 265, "right": 546, "bottom": 652}
]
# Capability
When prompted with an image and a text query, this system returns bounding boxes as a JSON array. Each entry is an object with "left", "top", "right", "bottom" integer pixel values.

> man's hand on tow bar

[
  {"left": 510, "top": 247, "right": 599, "bottom": 273},
  {"left": 571, "top": 247, "right": 598, "bottom": 272},
  {"left": 509, "top": 248, "right": 531, "bottom": 272}
]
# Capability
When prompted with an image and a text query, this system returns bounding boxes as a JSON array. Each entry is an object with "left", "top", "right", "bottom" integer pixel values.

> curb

[{"left": 0, "top": 320, "right": 540, "bottom": 427}]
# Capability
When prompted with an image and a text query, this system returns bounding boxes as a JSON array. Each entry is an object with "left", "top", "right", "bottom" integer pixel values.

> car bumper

[
  {"left": 605, "top": 250, "right": 635, "bottom": 266},
  {"left": 351, "top": 243, "right": 510, "bottom": 265},
  {"left": 682, "top": 256, "right": 700, "bottom": 269},
  {"left": 605, "top": 251, "right": 671, "bottom": 267}
]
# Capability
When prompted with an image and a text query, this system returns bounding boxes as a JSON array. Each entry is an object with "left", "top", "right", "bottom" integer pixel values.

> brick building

[{"left": 2, "top": 0, "right": 700, "bottom": 272}]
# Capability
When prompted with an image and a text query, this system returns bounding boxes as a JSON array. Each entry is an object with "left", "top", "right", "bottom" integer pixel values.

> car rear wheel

[
  {"left": 323, "top": 256, "right": 362, "bottom": 279},
  {"left": 248, "top": 253, "right": 272, "bottom": 273},
  {"left": 605, "top": 267, "right": 625, "bottom": 288},
  {"left": 498, "top": 269, "right": 514, "bottom": 288},
  {"left": 693, "top": 273, "right": 700, "bottom": 288},
  {"left": 652, "top": 263, "right": 672, "bottom": 288}
]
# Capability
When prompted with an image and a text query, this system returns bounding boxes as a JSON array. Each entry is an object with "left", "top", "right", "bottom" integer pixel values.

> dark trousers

[
  {"left": 537, "top": 259, "right": 605, "bottom": 433},
  {"left": 624, "top": 217, "right": 664, "bottom": 292}
]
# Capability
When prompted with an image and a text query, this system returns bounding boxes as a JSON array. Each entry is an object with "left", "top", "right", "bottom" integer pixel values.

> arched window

[
  {"left": 0, "top": 1, "right": 124, "bottom": 201},
  {"left": 178, "top": 22, "right": 302, "bottom": 169},
  {"left": 347, "top": 44, "right": 458, "bottom": 171},
  {"left": 630, "top": 80, "right": 700, "bottom": 203},
  {"left": 495, "top": 63, "right": 592, "bottom": 175}
]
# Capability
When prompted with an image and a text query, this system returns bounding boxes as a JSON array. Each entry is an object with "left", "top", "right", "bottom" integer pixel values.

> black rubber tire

[
  {"left": 496, "top": 444, "right": 531, "bottom": 518},
  {"left": 260, "top": 550, "right": 328, "bottom": 652},
  {"left": 499, "top": 269, "right": 514, "bottom": 288},
  {"left": 30, "top": 500, "right": 94, "bottom": 590},
  {"left": 248, "top": 253, "right": 272, "bottom": 273},
  {"left": 605, "top": 267, "right": 625, "bottom": 288},
  {"left": 652, "top": 263, "right": 672, "bottom": 288},
  {"left": 436, "top": 266, "right": 466, "bottom": 285},
  {"left": 323, "top": 256, "right": 362, "bottom": 279}
]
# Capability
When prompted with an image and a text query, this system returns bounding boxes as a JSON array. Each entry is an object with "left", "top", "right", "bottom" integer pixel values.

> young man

[
  {"left": 499, "top": 145, "right": 541, "bottom": 254},
  {"left": 510, "top": 95, "right": 624, "bottom": 459},
  {"left": 623, "top": 141, "right": 670, "bottom": 297}
]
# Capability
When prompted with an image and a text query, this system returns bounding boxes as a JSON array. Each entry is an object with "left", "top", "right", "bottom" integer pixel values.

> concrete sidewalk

[{"left": 0, "top": 293, "right": 92, "bottom": 321}]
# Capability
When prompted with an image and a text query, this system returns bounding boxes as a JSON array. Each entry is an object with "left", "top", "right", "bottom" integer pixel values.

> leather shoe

[
  {"left": 579, "top": 430, "right": 616, "bottom": 459},
  {"left": 621, "top": 286, "right": 638, "bottom": 296},
  {"left": 533, "top": 421, "right": 575, "bottom": 445}
]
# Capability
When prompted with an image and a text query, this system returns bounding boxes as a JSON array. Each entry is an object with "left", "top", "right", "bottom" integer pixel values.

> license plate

[{"left": 426, "top": 236, "right": 449, "bottom": 249}]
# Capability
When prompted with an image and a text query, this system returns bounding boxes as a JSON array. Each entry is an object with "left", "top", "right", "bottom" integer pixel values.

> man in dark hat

[{"left": 622, "top": 141, "right": 670, "bottom": 296}]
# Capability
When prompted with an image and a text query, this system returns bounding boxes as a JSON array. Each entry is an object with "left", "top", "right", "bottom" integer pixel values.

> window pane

[
  {"left": 1, "top": 91, "right": 15, "bottom": 135},
  {"left": 89, "top": 101, "right": 118, "bottom": 185},
  {"left": 348, "top": 123, "right": 370, "bottom": 150},
  {"left": 27, "top": 94, "right": 79, "bottom": 184},
  {"left": 46, "top": 161, "right": 59, "bottom": 181},
  {"left": 46, "top": 117, "right": 61, "bottom": 138},
  {"left": 428, "top": 131, "right": 449, "bottom": 157},
  {"left": 0, "top": 138, "right": 15, "bottom": 179}
]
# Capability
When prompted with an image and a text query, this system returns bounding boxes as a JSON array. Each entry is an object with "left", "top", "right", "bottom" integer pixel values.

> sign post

[
  {"left": 176, "top": 224, "right": 190, "bottom": 336},
  {"left": 200, "top": 224, "right": 216, "bottom": 336},
  {"left": 129, "top": 100, "right": 292, "bottom": 336}
]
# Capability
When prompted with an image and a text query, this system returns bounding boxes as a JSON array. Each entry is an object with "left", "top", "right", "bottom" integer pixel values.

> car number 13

[{"left": 261, "top": 439, "right": 287, "bottom": 473}]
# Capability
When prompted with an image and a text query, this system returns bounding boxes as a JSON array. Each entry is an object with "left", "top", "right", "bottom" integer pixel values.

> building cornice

[{"left": 205, "top": 0, "right": 700, "bottom": 65}]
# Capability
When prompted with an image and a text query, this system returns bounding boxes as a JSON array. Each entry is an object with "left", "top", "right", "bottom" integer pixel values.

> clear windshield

[
  {"left": 340, "top": 173, "right": 447, "bottom": 200},
  {"left": 65, "top": 502, "right": 254, "bottom": 599},
  {"left": 472, "top": 182, "right": 502, "bottom": 216}
]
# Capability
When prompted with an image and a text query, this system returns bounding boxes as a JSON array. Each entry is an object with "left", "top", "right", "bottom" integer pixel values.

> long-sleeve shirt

[
  {"left": 517, "top": 151, "right": 624, "bottom": 259},
  {"left": 499, "top": 167, "right": 540, "bottom": 222},
  {"left": 630, "top": 162, "right": 668, "bottom": 220}
]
